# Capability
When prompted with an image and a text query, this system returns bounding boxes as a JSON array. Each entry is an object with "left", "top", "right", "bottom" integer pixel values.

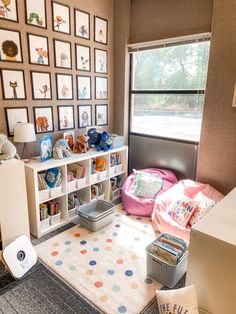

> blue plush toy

[
  {"left": 87, "top": 128, "right": 102, "bottom": 147},
  {"left": 97, "top": 131, "right": 112, "bottom": 152}
]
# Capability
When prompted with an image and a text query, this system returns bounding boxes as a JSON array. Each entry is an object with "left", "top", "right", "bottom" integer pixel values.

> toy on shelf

[
  {"left": 95, "top": 157, "right": 106, "bottom": 172},
  {"left": 0, "top": 133, "right": 19, "bottom": 161},
  {"left": 74, "top": 135, "right": 89, "bottom": 154},
  {"left": 53, "top": 139, "right": 72, "bottom": 159},
  {"left": 97, "top": 131, "right": 112, "bottom": 152},
  {"left": 87, "top": 128, "right": 102, "bottom": 148}
]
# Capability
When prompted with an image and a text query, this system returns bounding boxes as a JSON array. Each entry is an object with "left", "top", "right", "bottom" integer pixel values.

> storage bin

[
  {"left": 115, "top": 164, "right": 123, "bottom": 173},
  {"left": 98, "top": 170, "right": 107, "bottom": 181},
  {"left": 49, "top": 212, "right": 61, "bottom": 225},
  {"left": 110, "top": 166, "right": 116, "bottom": 176},
  {"left": 67, "top": 179, "right": 77, "bottom": 192},
  {"left": 50, "top": 186, "right": 62, "bottom": 198},
  {"left": 78, "top": 200, "right": 114, "bottom": 231},
  {"left": 146, "top": 242, "right": 188, "bottom": 288},
  {"left": 38, "top": 189, "right": 50, "bottom": 202},
  {"left": 97, "top": 193, "right": 105, "bottom": 200},
  {"left": 111, "top": 135, "right": 124, "bottom": 149},
  {"left": 76, "top": 177, "right": 86, "bottom": 189},
  {"left": 90, "top": 172, "right": 98, "bottom": 184},
  {"left": 40, "top": 217, "right": 50, "bottom": 231},
  {"left": 111, "top": 188, "right": 121, "bottom": 200},
  {"left": 68, "top": 207, "right": 78, "bottom": 219}
]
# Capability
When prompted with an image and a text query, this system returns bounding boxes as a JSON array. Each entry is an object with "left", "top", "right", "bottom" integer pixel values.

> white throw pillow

[{"left": 156, "top": 285, "right": 199, "bottom": 314}]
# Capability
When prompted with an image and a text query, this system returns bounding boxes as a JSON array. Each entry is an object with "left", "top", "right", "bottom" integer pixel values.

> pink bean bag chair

[
  {"left": 152, "top": 179, "right": 224, "bottom": 240},
  {"left": 121, "top": 168, "right": 178, "bottom": 217}
]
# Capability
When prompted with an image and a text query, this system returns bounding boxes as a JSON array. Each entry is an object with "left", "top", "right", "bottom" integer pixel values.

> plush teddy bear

[
  {"left": 74, "top": 134, "right": 89, "bottom": 153},
  {"left": 87, "top": 128, "right": 101, "bottom": 148},
  {"left": 53, "top": 139, "right": 72, "bottom": 159},
  {"left": 96, "top": 131, "right": 112, "bottom": 152},
  {"left": 0, "top": 133, "right": 19, "bottom": 161}
]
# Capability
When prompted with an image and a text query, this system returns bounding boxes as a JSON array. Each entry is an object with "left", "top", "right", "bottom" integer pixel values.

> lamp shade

[{"left": 14, "top": 123, "right": 36, "bottom": 143}]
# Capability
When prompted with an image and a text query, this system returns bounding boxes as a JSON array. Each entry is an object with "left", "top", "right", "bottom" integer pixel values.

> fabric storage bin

[
  {"left": 49, "top": 212, "right": 61, "bottom": 225},
  {"left": 78, "top": 200, "right": 114, "bottom": 231},
  {"left": 67, "top": 179, "right": 77, "bottom": 192},
  {"left": 38, "top": 189, "right": 50, "bottom": 202},
  {"left": 68, "top": 207, "right": 77, "bottom": 219},
  {"left": 98, "top": 170, "right": 107, "bottom": 181},
  {"left": 146, "top": 242, "right": 188, "bottom": 288},
  {"left": 110, "top": 166, "right": 116, "bottom": 176},
  {"left": 90, "top": 172, "right": 98, "bottom": 184},
  {"left": 50, "top": 186, "right": 62, "bottom": 198},
  {"left": 115, "top": 164, "right": 123, "bottom": 173},
  {"left": 76, "top": 177, "right": 86, "bottom": 189},
  {"left": 40, "top": 217, "right": 50, "bottom": 231}
]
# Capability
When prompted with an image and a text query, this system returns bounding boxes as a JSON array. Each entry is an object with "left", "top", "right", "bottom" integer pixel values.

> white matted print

[
  {"left": 33, "top": 106, "right": 54, "bottom": 134},
  {"left": 25, "top": 0, "right": 46, "bottom": 28},
  {"left": 78, "top": 105, "right": 92, "bottom": 128},
  {"left": 52, "top": 2, "right": 70, "bottom": 34},
  {"left": 28, "top": 33, "right": 49, "bottom": 65},
  {"left": 31, "top": 71, "right": 51, "bottom": 99},
  {"left": 77, "top": 76, "right": 91, "bottom": 100},
  {"left": 95, "top": 105, "right": 108, "bottom": 126},
  {"left": 54, "top": 39, "right": 71, "bottom": 69},
  {"left": 1, "top": 69, "right": 26, "bottom": 100},
  {"left": 0, "top": 29, "right": 22, "bottom": 62},
  {"left": 0, "top": 0, "right": 18, "bottom": 22},
  {"left": 76, "top": 44, "right": 90, "bottom": 71},
  {"left": 95, "top": 76, "right": 108, "bottom": 99},
  {"left": 95, "top": 48, "right": 107, "bottom": 74},
  {"left": 5, "top": 107, "right": 29, "bottom": 137},
  {"left": 56, "top": 74, "right": 73, "bottom": 100},
  {"left": 94, "top": 16, "right": 108, "bottom": 45},
  {"left": 58, "top": 105, "right": 74, "bottom": 130},
  {"left": 74, "top": 9, "right": 90, "bottom": 39}
]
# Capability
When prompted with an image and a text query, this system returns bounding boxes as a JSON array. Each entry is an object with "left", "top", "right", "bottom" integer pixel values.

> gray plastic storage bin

[
  {"left": 78, "top": 200, "right": 114, "bottom": 231},
  {"left": 146, "top": 243, "right": 188, "bottom": 288}
]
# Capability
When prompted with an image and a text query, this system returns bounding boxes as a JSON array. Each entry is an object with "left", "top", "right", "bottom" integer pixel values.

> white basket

[
  {"left": 67, "top": 179, "right": 77, "bottom": 192},
  {"left": 40, "top": 217, "right": 50, "bottom": 231},
  {"left": 97, "top": 193, "right": 105, "bottom": 201},
  {"left": 76, "top": 177, "right": 86, "bottom": 189},
  {"left": 38, "top": 189, "right": 50, "bottom": 202},
  {"left": 98, "top": 170, "right": 107, "bottom": 181},
  {"left": 50, "top": 186, "right": 62, "bottom": 198},
  {"left": 110, "top": 166, "right": 116, "bottom": 176},
  {"left": 112, "top": 188, "right": 121, "bottom": 200},
  {"left": 49, "top": 212, "right": 61, "bottom": 225},
  {"left": 68, "top": 207, "right": 77, "bottom": 219},
  {"left": 90, "top": 172, "right": 98, "bottom": 184},
  {"left": 115, "top": 164, "right": 123, "bottom": 173}
]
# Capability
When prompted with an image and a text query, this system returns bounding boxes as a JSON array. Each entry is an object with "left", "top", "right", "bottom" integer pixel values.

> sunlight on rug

[{"left": 36, "top": 204, "right": 163, "bottom": 314}]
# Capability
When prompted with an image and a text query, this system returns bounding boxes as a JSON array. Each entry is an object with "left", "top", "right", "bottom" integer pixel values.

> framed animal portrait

[
  {"left": 52, "top": 1, "right": 70, "bottom": 34},
  {"left": 74, "top": 9, "right": 90, "bottom": 39},
  {"left": 56, "top": 73, "right": 73, "bottom": 100},
  {"left": 95, "top": 76, "right": 108, "bottom": 100},
  {"left": 78, "top": 105, "right": 92, "bottom": 128},
  {"left": 0, "top": 0, "right": 18, "bottom": 22},
  {"left": 0, "top": 28, "right": 22, "bottom": 62},
  {"left": 95, "top": 48, "right": 107, "bottom": 74},
  {"left": 95, "top": 104, "right": 108, "bottom": 126},
  {"left": 94, "top": 16, "right": 108, "bottom": 45},
  {"left": 75, "top": 44, "right": 90, "bottom": 72},
  {"left": 4, "top": 107, "right": 29, "bottom": 137},
  {"left": 33, "top": 106, "right": 54, "bottom": 134},
  {"left": 54, "top": 39, "right": 72, "bottom": 69},
  {"left": 28, "top": 33, "right": 49, "bottom": 66},
  {"left": 1, "top": 69, "right": 26, "bottom": 100},
  {"left": 57, "top": 105, "right": 74, "bottom": 130},
  {"left": 77, "top": 75, "right": 91, "bottom": 100},
  {"left": 31, "top": 71, "right": 52, "bottom": 100},
  {"left": 25, "top": 0, "right": 46, "bottom": 28}
]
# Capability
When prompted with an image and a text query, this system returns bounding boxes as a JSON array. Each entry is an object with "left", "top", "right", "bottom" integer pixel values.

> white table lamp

[{"left": 14, "top": 123, "right": 36, "bottom": 162}]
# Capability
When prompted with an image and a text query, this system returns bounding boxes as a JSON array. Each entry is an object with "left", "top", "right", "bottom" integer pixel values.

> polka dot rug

[{"left": 36, "top": 204, "right": 163, "bottom": 314}]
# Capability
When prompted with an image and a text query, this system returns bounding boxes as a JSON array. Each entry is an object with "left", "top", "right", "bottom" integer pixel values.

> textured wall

[{"left": 0, "top": 0, "right": 113, "bottom": 156}]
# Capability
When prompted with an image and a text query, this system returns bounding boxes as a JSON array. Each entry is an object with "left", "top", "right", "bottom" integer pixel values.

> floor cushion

[{"left": 121, "top": 168, "right": 178, "bottom": 217}]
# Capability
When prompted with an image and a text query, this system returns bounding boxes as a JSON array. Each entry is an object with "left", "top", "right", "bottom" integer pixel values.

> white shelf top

[{"left": 25, "top": 146, "right": 128, "bottom": 171}]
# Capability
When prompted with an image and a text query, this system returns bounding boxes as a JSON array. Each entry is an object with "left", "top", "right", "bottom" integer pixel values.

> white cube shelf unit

[{"left": 25, "top": 146, "right": 128, "bottom": 238}]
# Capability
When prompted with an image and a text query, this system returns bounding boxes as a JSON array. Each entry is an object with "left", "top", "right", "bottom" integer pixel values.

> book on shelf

[{"left": 45, "top": 168, "right": 61, "bottom": 189}]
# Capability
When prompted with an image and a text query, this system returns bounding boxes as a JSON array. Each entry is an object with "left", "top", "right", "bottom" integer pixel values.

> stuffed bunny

[{"left": 0, "top": 133, "right": 19, "bottom": 161}]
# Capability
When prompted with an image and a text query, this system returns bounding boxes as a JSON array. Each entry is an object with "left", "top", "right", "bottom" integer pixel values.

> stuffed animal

[
  {"left": 97, "top": 132, "right": 112, "bottom": 152},
  {"left": 0, "top": 133, "right": 19, "bottom": 161},
  {"left": 74, "top": 135, "right": 89, "bottom": 154},
  {"left": 53, "top": 139, "right": 72, "bottom": 159},
  {"left": 87, "top": 128, "right": 101, "bottom": 148}
]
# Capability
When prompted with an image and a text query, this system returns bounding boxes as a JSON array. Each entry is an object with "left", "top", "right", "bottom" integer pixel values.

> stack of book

[
  {"left": 39, "top": 200, "right": 59, "bottom": 221},
  {"left": 68, "top": 193, "right": 83, "bottom": 210},
  {"left": 110, "top": 153, "right": 121, "bottom": 167},
  {"left": 110, "top": 175, "right": 122, "bottom": 191}
]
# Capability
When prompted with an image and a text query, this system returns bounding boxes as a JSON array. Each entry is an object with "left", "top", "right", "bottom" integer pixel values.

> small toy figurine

[
  {"left": 87, "top": 128, "right": 101, "bottom": 148},
  {"left": 74, "top": 135, "right": 89, "bottom": 154},
  {"left": 53, "top": 139, "right": 71, "bottom": 159},
  {"left": 97, "top": 131, "right": 112, "bottom": 152}
]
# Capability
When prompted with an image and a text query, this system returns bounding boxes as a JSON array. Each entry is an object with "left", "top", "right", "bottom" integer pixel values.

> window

[{"left": 129, "top": 37, "right": 210, "bottom": 142}]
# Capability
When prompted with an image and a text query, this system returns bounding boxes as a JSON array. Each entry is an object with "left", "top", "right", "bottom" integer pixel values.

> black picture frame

[
  {"left": 25, "top": 0, "right": 47, "bottom": 29},
  {"left": 33, "top": 106, "right": 54, "bottom": 134},
  {"left": 95, "top": 104, "right": 108, "bottom": 126},
  {"left": 94, "top": 16, "right": 108, "bottom": 45},
  {"left": 0, "top": 0, "right": 19, "bottom": 23},
  {"left": 27, "top": 32, "right": 49, "bottom": 66},
  {"left": 4, "top": 107, "right": 29, "bottom": 137},
  {"left": 57, "top": 105, "right": 75, "bottom": 130},
  {"left": 78, "top": 104, "right": 92, "bottom": 128},
  {"left": 53, "top": 39, "right": 72, "bottom": 69},
  {"left": 1, "top": 68, "right": 26, "bottom": 100},
  {"left": 0, "top": 28, "right": 23, "bottom": 63},
  {"left": 75, "top": 43, "right": 91, "bottom": 72},
  {"left": 76, "top": 75, "right": 91, "bottom": 100},
  {"left": 30, "top": 70, "right": 52, "bottom": 100},
  {"left": 74, "top": 8, "right": 90, "bottom": 40},
  {"left": 95, "top": 76, "right": 108, "bottom": 100},
  {"left": 55, "top": 73, "right": 73, "bottom": 100},
  {"left": 94, "top": 48, "right": 108, "bottom": 74},
  {"left": 52, "top": 1, "right": 71, "bottom": 35}
]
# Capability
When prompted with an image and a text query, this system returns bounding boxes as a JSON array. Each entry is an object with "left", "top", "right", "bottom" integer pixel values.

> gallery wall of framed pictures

[{"left": 0, "top": 0, "right": 112, "bottom": 140}]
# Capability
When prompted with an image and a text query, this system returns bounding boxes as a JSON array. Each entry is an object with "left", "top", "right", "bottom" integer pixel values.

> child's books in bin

[{"left": 45, "top": 168, "right": 61, "bottom": 188}]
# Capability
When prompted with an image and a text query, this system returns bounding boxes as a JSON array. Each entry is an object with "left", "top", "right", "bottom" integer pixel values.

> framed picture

[
  {"left": 78, "top": 105, "right": 92, "bottom": 128},
  {"left": 56, "top": 74, "right": 73, "bottom": 100},
  {"left": 95, "top": 48, "right": 107, "bottom": 74},
  {"left": 75, "top": 44, "right": 90, "bottom": 72},
  {"left": 33, "top": 106, "right": 54, "bottom": 134},
  {"left": 54, "top": 39, "right": 72, "bottom": 69},
  {"left": 1, "top": 69, "right": 26, "bottom": 100},
  {"left": 25, "top": 0, "right": 46, "bottom": 28},
  {"left": 77, "top": 75, "right": 91, "bottom": 100},
  {"left": 28, "top": 33, "right": 49, "bottom": 66},
  {"left": 95, "top": 76, "right": 108, "bottom": 100},
  {"left": 74, "top": 9, "right": 90, "bottom": 39},
  {"left": 57, "top": 105, "right": 74, "bottom": 130},
  {"left": 0, "top": 28, "right": 22, "bottom": 62},
  {"left": 40, "top": 135, "right": 53, "bottom": 162},
  {"left": 0, "top": 0, "right": 18, "bottom": 22},
  {"left": 31, "top": 71, "right": 52, "bottom": 100},
  {"left": 63, "top": 130, "right": 74, "bottom": 150},
  {"left": 52, "top": 1, "right": 70, "bottom": 34},
  {"left": 4, "top": 107, "right": 29, "bottom": 137},
  {"left": 94, "top": 16, "right": 108, "bottom": 45},
  {"left": 95, "top": 104, "right": 108, "bottom": 126}
]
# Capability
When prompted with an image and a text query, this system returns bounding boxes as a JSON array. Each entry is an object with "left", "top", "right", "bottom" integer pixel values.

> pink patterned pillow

[{"left": 167, "top": 198, "right": 198, "bottom": 227}]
